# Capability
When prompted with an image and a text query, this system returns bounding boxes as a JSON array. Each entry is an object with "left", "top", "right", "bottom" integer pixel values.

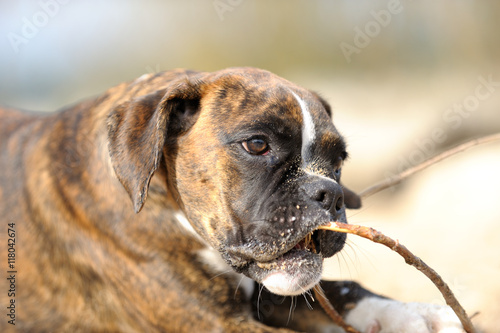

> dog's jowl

[{"left": 0, "top": 68, "right": 464, "bottom": 332}]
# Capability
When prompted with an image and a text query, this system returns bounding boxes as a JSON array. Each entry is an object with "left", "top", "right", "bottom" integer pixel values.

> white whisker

[
  {"left": 234, "top": 275, "right": 245, "bottom": 299},
  {"left": 207, "top": 269, "right": 234, "bottom": 281},
  {"left": 302, "top": 292, "right": 314, "bottom": 310},
  {"left": 257, "top": 284, "right": 265, "bottom": 321},
  {"left": 287, "top": 296, "right": 297, "bottom": 325}
]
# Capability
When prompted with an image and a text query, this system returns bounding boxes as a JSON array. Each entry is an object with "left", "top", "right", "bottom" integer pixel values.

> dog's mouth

[
  {"left": 244, "top": 227, "right": 346, "bottom": 296},
  {"left": 275, "top": 226, "right": 345, "bottom": 262},
  {"left": 294, "top": 230, "right": 320, "bottom": 253},
  {"left": 252, "top": 229, "right": 321, "bottom": 270}
]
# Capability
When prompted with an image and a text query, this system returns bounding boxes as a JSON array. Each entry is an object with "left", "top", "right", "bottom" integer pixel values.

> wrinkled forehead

[
  {"left": 202, "top": 72, "right": 345, "bottom": 160},
  {"left": 206, "top": 75, "right": 326, "bottom": 125}
]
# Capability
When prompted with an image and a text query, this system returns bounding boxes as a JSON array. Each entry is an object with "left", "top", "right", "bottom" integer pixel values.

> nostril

[
  {"left": 335, "top": 194, "right": 344, "bottom": 212},
  {"left": 317, "top": 191, "right": 327, "bottom": 206},
  {"left": 313, "top": 190, "right": 332, "bottom": 210},
  {"left": 304, "top": 180, "right": 345, "bottom": 213}
]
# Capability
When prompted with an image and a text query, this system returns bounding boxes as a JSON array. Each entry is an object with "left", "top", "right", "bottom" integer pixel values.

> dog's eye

[
  {"left": 334, "top": 168, "right": 341, "bottom": 178},
  {"left": 242, "top": 138, "right": 270, "bottom": 155},
  {"left": 333, "top": 156, "right": 343, "bottom": 179}
]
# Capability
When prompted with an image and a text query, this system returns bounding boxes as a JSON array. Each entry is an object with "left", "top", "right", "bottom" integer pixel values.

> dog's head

[{"left": 108, "top": 67, "right": 361, "bottom": 296}]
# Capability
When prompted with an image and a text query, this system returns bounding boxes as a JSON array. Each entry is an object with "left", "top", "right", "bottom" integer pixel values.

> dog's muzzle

[{"left": 223, "top": 176, "right": 348, "bottom": 296}]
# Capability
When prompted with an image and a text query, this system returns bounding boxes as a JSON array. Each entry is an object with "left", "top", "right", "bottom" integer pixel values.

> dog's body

[{"left": 0, "top": 68, "right": 463, "bottom": 332}]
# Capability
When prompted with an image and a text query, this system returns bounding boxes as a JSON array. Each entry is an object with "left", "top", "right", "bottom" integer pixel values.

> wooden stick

[
  {"left": 359, "top": 133, "right": 500, "bottom": 199},
  {"left": 313, "top": 285, "right": 361, "bottom": 333},
  {"left": 317, "top": 222, "right": 476, "bottom": 333}
]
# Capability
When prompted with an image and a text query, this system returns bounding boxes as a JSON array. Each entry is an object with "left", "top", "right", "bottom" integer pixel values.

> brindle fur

[{"left": 0, "top": 68, "right": 371, "bottom": 332}]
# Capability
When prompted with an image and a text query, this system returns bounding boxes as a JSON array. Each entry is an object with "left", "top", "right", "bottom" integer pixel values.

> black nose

[{"left": 303, "top": 178, "right": 344, "bottom": 216}]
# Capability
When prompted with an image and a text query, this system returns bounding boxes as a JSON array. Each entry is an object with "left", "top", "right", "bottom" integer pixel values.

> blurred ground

[{"left": 1, "top": 1, "right": 499, "bottom": 331}]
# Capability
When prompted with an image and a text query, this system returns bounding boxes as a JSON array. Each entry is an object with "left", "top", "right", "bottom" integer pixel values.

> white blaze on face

[
  {"left": 291, "top": 91, "right": 316, "bottom": 166},
  {"left": 290, "top": 91, "right": 340, "bottom": 184}
]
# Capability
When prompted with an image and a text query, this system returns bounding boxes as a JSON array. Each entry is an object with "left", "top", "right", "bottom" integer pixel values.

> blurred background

[{"left": 1, "top": 1, "right": 499, "bottom": 331}]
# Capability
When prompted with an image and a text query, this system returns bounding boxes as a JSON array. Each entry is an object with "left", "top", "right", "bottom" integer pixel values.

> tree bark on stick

[
  {"left": 313, "top": 285, "right": 360, "bottom": 333},
  {"left": 315, "top": 222, "right": 476, "bottom": 333},
  {"left": 313, "top": 134, "right": 498, "bottom": 331}
]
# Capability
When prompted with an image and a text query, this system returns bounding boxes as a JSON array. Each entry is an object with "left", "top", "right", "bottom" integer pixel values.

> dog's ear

[
  {"left": 311, "top": 91, "right": 332, "bottom": 117},
  {"left": 107, "top": 79, "right": 202, "bottom": 213},
  {"left": 341, "top": 183, "right": 362, "bottom": 209}
]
